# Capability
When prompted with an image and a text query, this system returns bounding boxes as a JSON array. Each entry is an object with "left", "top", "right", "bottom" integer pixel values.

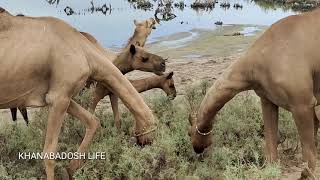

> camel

[
  {"left": 9, "top": 17, "right": 158, "bottom": 124},
  {"left": 82, "top": 20, "right": 167, "bottom": 118},
  {"left": 188, "top": 8, "right": 320, "bottom": 179},
  {"left": 0, "top": 8, "right": 166, "bottom": 179},
  {"left": 93, "top": 72, "right": 176, "bottom": 129}
]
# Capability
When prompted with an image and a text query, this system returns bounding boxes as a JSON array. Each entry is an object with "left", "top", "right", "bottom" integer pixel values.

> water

[{"left": 1, "top": 0, "right": 296, "bottom": 49}]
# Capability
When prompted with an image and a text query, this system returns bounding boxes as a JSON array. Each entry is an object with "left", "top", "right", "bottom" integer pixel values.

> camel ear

[
  {"left": 130, "top": 44, "right": 136, "bottom": 56},
  {"left": 188, "top": 114, "right": 195, "bottom": 126},
  {"left": 166, "top": 72, "right": 174, "bottom": 79},
  {"left": 150, "top": 18, "right": 157, "bottom": 25}
]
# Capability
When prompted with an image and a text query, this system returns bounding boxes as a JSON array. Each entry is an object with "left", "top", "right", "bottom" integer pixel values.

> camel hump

[{"left": 80, "top": 31, "right": 98, "bottom": 44}]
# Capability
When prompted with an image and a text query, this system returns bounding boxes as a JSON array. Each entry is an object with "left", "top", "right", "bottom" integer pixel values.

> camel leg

[
  {"left": 18, "top": 107, "right": 29, "bottom": 125},
  {"left": 292, "top": 105, "right": 317, "bottom": 179},
  {"left": 43, "top": 94, "right": 70, "bottom": 180},
  {"left": 67, "top": 100, "right": 100, "bottom": 176},
  {"left": 89, "top": 83, "right": 109, "bottom": 113},
  {"left": 314, "top": 112, "right": 319, "bottom": 146},
  {"left": 110, "top": 94, "right": 121, "bottom": 129},
  {"left": 10, "top": 108, "right": 17, "bottom": 122},
  {"left": 261, "top": 97, "right": 279, "bottom": 162}
]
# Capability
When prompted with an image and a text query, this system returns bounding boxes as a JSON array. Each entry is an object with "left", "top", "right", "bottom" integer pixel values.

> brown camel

[
  {"left": 0, "top": 9, "right": 165, "bottom": 179},
  {"left": 188, "top": 8, "right": 320, "bottom": 179},
  {"left": 82, "top": 19, "right": 166, "bottom": 119},
  {"left": 9, "top": 18, "right": 158, "bottom": 124},
  {"left": 93, "top": 72, "right": 176, "bottom": 129}
]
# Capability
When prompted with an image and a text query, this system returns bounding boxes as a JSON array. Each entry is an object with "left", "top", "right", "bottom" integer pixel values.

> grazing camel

[
  {"left": 188, "top": 8, "right": 320, "bottom": 179},
  {"left": 93, "top": 72, "right": 176, "bottom": 129},
  {"left": 9, "top": 18, "right": 158, "bottom": 124},
  {"left": 0, "top": 9, "right": 164, "bottom": 179}
]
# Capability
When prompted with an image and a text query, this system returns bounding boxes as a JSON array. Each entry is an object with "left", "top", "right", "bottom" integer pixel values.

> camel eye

[
  {"left": 169, "top": 85, "right": 174, "bottom": 88},
  {"left": 142, "top": 57, "right": 149, "bottom": 63}
]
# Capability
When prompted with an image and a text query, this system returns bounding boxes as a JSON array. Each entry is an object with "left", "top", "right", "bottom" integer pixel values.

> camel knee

[
  {"left": 45, "top": 93, "right": 70, "bottom": 107},
  {"left": 44, "top": 159, "right": 55, "bottom": 169},
  {"left": 87, "top": 115, "right": 100, "bottom": 132}
]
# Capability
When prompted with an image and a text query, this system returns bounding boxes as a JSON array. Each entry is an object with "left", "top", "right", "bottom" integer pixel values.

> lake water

[{"left": 1, "top": 0, "right": 296, "bottom": 49}]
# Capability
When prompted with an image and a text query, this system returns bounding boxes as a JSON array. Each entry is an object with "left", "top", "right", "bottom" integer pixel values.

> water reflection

[
  {"left": 1, "top": 0, "right": 297, "bottom": 48},
  {"left": 46, "top": 0, "right": 61, "bottom": 5},
  {"left": 43, "top": 0, "right": 298, "bottom": 17}
]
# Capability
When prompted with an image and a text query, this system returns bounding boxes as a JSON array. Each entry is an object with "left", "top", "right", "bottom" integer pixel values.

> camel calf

[
  {"left": 92, "top": 72, "right": 176, "bottom": 129},
  {"left": 189, "top": 8, "right": 320, "bottom": 179},
  {"left": 0, "top": 9, "right": 164, "bottom": 179}
]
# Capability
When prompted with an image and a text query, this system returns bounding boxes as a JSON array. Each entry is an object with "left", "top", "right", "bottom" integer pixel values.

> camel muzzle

[{"left": 193, "top": 146, "right": 205, "bottom": 154}]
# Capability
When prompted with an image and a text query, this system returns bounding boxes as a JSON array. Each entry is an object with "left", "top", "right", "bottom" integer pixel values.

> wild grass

[{"left": 0, "top": 80, "right": 308, "bottom": 179}]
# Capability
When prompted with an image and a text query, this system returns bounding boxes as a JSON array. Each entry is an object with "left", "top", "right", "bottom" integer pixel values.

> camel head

[
  {"left": 188, "top": 114, "right": 213, "bottom": 154},
  {"left": 132, "top": 18, "right": 157, "bottom": 46},
  {"left": 160, "top": 72, "right": 177, "bottom": 100},
  {"left": 128, "top": 44, "right": 166, "bottom": 75}
]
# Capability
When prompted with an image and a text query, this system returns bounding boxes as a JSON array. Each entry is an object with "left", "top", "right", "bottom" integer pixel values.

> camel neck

[
  {"left": 112, "top": 51, "right": 133, "bottom": 75},
  {"left": 130, "top": 76, "right": 162, "bottom": 93},
  {"left": 124, "top": 32, "right": 146, "bottom": 49}
]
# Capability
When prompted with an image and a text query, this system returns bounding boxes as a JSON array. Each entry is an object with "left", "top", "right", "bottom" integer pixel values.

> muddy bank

[{"left": 146, "top": 24, "right": 266, "bottom": 59}]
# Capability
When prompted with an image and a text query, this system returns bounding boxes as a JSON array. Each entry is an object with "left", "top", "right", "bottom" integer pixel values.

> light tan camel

[
  {"left": 188, "top": 8, "right": 320, "bottom": 179},
  {"left": 0, "top": 9, "right": 164, "bottom": 179},
  {"left": 10, "top": 18, "right": 159, "bottom": 125},
  {"left": 93, "top": 72, "right": 176, "bottom": 129}
]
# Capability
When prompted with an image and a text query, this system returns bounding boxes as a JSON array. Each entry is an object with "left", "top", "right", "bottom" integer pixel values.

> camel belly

[
  {"left": 0, "top": 78, "right": 49, "bottom": 109},
  {"left": 0, "top": 37, "right": 51, "bottom": 108}
]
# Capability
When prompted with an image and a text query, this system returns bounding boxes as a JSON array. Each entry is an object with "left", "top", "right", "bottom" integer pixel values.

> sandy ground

[{"left": 1, "top": 24, "right": 319, "bottom": 179}]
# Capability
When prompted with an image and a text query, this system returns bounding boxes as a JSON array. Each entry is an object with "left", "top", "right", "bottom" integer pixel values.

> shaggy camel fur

[
  {"left": 10, "top": 18, "right": 158, "bottom": 124},
  {"left": 0, "top": 9, "right": 164, "bottom": 179},
  {"left": 189, "top": 8, "right": 320, "bottom": 179},
  {"left": 93, "top": 72, "right": 176, "bottom": 129}
]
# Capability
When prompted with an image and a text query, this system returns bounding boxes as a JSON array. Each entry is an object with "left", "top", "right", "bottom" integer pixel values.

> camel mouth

[
  {"left": 168, "top": 95, "right": 176, "bottom": 100},
  {"left": 193, "top": 146, "right": 205, "bottom": 154}
]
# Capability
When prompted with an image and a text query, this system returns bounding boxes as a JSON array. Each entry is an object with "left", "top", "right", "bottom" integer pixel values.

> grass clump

[{"left": 0, "top": 80, "right": 304, "bottom": 179}]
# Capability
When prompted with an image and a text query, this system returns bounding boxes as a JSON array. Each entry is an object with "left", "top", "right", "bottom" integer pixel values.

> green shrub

[{"left": 0, "top": 82, "right": 304, "bottom": 179}]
